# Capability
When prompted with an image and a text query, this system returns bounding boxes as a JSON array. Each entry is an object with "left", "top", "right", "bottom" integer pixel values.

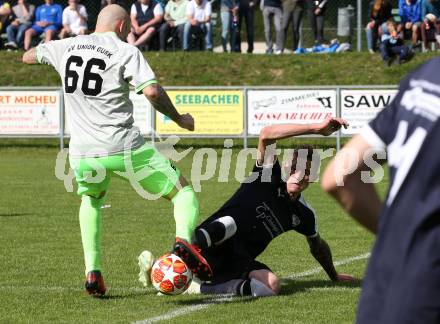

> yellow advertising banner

[{"left": 155, "top": 90, "right": 244, "bottom": 135}]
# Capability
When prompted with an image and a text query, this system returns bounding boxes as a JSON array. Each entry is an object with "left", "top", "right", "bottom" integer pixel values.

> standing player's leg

[
  {"left": 127, "top": 144, "right": 213, "bottom": 280},
  {"left": 70, "top": 157, "right": 112, "bottom": 297}
]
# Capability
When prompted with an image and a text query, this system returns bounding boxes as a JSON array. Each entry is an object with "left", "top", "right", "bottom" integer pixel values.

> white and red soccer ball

[{"left": 150, "top": 253, "right": 193, "bottom": 295}]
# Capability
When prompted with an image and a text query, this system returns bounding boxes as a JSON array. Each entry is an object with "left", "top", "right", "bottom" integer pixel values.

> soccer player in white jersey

[{"left": 22, "top": 4, "right": 212, "bottom": 297}]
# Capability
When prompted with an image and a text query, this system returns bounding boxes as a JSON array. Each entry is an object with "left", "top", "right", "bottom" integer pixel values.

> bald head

[{"left": 95, "top": 4, "right": 130, "bottom": 37}]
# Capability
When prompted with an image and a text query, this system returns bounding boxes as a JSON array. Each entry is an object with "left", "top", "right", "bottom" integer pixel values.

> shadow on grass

[
  {"left": 280, "top": 278, "right": 363, "bottom": 296},
  {"left": 95, "top": 291, "right": 153, "bottom": 300},
  {"left": 172, "top": 294, "right": 258, "bottom": 307},
  {"left": 0, "top": 213, "right": 33, "bottom": 217}
]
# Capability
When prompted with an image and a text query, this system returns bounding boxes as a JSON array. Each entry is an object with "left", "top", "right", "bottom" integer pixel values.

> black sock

[
  {"left": 237, "top": 279, "right": 251, "bottom": 296},
  {"left": 200, "top": 279, "right": 244, "bottom": 295}
]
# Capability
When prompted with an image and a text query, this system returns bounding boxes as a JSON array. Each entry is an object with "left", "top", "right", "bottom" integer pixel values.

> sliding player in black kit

[{"left": 192, "top": 118, "right": 355, "bottom": 297}]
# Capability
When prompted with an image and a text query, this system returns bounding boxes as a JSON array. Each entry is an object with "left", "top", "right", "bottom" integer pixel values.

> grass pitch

[{"left": 0, "top": 145, "right": 384, "bottom": 323}]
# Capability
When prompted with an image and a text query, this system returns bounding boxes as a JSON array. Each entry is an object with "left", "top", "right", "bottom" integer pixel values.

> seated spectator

[
  {"left": 23, "top": 0, "right": 62, "bottom": 50},
  {"left": 398, "top": 0, "right": 422, "bottom": 47},
  {"left": 380, "top": 21, "right": 411, "bottom": 66},
  {"left": 365, "top": 0, "right": 393, "bottom": 53},
  {"left": 158, "top": 0, "right": 188, "bottom": 51},
  {"left": 59, "top": 0, "right": 88, "bottom": 39},
  {"left": 421, "top": 0, "right": 440, "bottom": 51},
  {"left": 280, "top": 0, "right": 304, "bottom": 53},
  {"left": 183, "top": 0, "right": 212, "bottom": 51},
  {"left": 127, "top": 0, "right": 164, "bottom": 49},
  {"left": 5, "top": 0, "right": 34, "bottom": 50},
  {"left": 306, "top": 0, "right": 328, "bottom": 44},
  {"left": 0, "top": 1, "right": 11, "bottom": 33},
  {"left": 261, "top": 0, "right": 282, "bottom": 54},
  {"left": 220, "top": 0, "right": 239, "bottom": 52}
]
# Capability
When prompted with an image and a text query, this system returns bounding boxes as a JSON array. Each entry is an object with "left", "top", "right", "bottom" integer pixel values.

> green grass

[
  {"left": 0, "top": 145, "right": 384, "bottom": 323},
  {"left": 0, "top": 51, "right": 438, "bottom": 87}
]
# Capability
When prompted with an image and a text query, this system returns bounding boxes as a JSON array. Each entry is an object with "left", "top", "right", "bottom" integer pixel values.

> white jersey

[{"left": 36, "top": 32, "right": 156, "bottom": 157}]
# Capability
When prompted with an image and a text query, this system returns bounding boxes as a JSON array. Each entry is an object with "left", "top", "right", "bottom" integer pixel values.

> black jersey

[
  {"left": 200, "top": 160, "right": 317, "bottom": 260},
  {"left": 357, "top": 58, "right": 440, "bottom": 324}
]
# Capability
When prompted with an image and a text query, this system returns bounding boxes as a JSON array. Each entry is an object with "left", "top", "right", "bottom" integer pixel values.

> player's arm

[
  {"left": 307, "top": 234, "right": 354, "bottom": 282},
  {"left": 22, "top": 48, "right": 38, "bottom": 64},
  {"left": 257, "top": 117, "right": 348, "bottom": 165},
  {"left": 321, "top": 134, "right": 383, "bottom": 234},
  {"left": 143, "top": 84, "right": 194, "bottom": 131}
]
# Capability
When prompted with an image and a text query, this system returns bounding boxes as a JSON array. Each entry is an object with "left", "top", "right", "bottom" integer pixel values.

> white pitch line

[
  {"left": 133, "top": 296, "right": 237, "bottom": 324},
  {"left": 133, "top": 252, "right": 371, "bottom": 324}
]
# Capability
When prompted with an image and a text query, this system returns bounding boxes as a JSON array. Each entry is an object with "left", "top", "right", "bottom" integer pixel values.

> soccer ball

[{"left": 150, "top": 253, "right": 193, "bottom": 295}]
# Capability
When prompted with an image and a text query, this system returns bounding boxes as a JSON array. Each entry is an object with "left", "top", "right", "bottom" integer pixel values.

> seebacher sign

[{"left": 156, "top": 90, "right": 244, "bottom": 135}]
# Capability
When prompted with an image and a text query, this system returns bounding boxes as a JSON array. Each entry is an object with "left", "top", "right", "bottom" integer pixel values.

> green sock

[
  {"left": 79, "top": 195, "right": 104, "bottom": 274},
  {"left": 171, "top": 186, "right": 199, "bottom": 243}
]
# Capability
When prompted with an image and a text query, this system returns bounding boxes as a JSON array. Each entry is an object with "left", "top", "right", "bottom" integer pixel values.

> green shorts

[{"left": 69, "top": 144, "right": 181, "bottom": 199}]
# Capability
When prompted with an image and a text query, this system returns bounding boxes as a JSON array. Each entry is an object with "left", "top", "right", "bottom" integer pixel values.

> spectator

[
  {"left": 59, "top": 0, "right": 88, "bottom": 39},
  {"left": 4, "top": 0, "right": 34, "bottom": 50},
  {"left": 23, "top": 0, "right": 62, "bottom": 51},
  {"left": 280, "top": 0, "right": 304, "bottom": 53},
  {"left": 365, "top": 0, "right": 393, "bottom": 53},
  {"left": 183, "top": 0, "right": 213, "bottom": 51},
  {"left": 398, "top": 0, "right": 422, "bottom": 47},
  {"left": 127, "top": 0, "right": 164, "bottom": 49},
  {"left": 421, "top": 0, "right": 440, "bottom": 51},
  {"left": 0, "top": 1, "right": 11, "bottom": 33},
  {"left": 261, "top": 0, "right": 282, "bottom": 54},
  {"left": 306, "top": 0, "right": 328, "bottom": 44},
  {"left": 158, "top": 0, "right": 188, "bottom": 51},
  {"left": 380, "top": 20, "right": 411, "bottom": 66},
  {"left": 220, "top": 0, "right": 239, "bottom": 52},
  {"left": 236, "top": 0, "right": 255, "bottom": 53}
]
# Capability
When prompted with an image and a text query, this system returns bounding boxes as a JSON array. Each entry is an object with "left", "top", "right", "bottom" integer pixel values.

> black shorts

[{"left": 202, "top": 237, "right": 271, "bottom": 284}]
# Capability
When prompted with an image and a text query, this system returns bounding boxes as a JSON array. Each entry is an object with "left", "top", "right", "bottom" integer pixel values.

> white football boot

[{"left": 138, "top": 250, "right": 155, "bottom": 287}]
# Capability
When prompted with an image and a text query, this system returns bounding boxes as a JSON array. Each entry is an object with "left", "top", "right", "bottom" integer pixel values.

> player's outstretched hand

[
  {"left": 177, "top": 113, "right": 195, "bottom": 131},
  {"left": 318, "top": 117, "right": 349, "bottom": 136},
  {"left": 336, "top": 273, "right": 357, "bottom": 282}
]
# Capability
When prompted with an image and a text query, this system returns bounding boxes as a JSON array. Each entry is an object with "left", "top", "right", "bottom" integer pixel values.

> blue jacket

[
  {"left": 35, "top": 3, "right": 62, "bottom": 29},
  {"left": 399, "top": 0, "right": 422, "bottom": 23}
]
